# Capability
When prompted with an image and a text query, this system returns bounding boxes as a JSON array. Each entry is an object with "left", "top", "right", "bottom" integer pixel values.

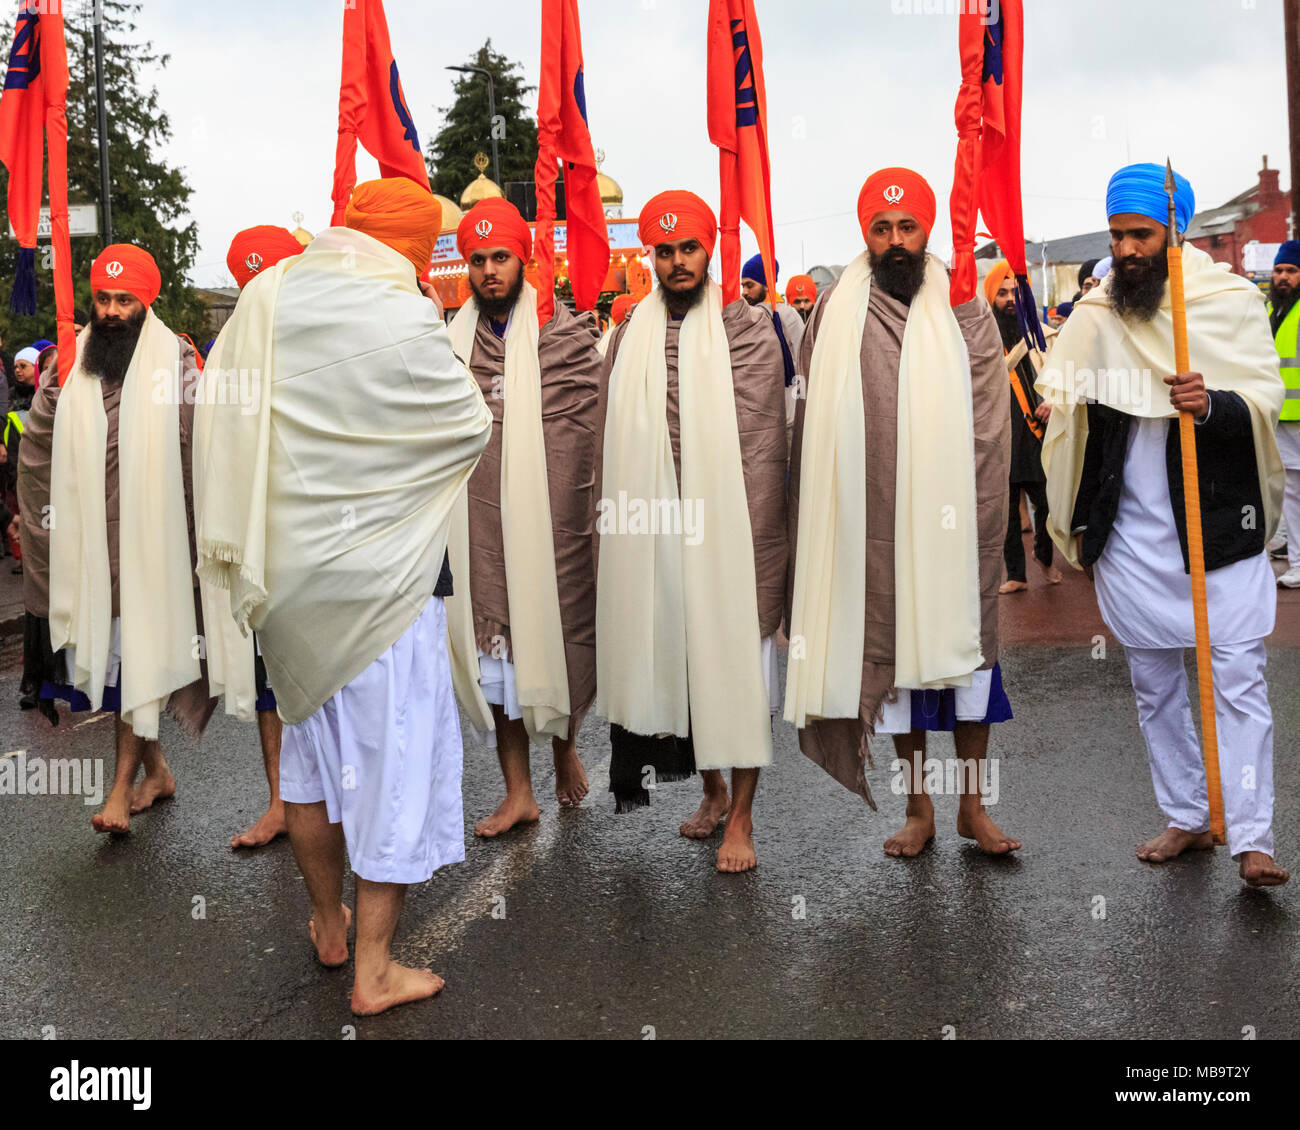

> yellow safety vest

[
  {"left": 3, "top": 411, "right": 23, "bottom": 447},
  {"left": 1271, "top": 298, "right": 1300, "bottom": 422}
]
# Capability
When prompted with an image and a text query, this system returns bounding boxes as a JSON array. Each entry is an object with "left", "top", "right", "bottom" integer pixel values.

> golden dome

[
  {"left": 433, "top": 193, "right": 463, "bottom": 233},
  {"left": 460, "top": 151, "right": 503, "bottom": 209},
  {"left": 597, "top": 171, "right": 623, "bottom": 206}
]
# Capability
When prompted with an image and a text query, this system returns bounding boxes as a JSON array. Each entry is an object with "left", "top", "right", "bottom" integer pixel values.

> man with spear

[{"left": 1039, "top": 162, "right": 1288, "bottom": 888}]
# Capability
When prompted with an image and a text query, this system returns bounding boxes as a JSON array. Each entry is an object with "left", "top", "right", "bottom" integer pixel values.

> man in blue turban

[
  {"left": 741, "top": 252, "right": 804, "bottom": 403},
  {"left": 1038, "top": 162, "right": 1289, "bottom": 888},
  {"left": 1266, "top": 240, "right": 1300, "bottom": 585}
]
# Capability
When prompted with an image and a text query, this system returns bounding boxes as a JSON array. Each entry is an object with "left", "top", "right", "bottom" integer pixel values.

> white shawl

[
  {"left": 49, "top": 313, "right": 199, "bottom": 739},
  {"left": 785, "top": 251, "right": 982, "bottom": 727},
  {"left": 596, "top": 282, "right": 771, "bottom": 771}
]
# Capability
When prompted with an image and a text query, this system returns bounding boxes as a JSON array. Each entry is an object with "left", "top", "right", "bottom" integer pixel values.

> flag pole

[
  {"left": 92, "top": 0, "right": 112, "bottom": 246},
  {"left": 1165, "top": 157, "right": 1225, "bottom": 846}
]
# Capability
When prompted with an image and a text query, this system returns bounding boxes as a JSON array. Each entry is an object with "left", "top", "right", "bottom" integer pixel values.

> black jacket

[{"left": 1071, "top": 390, "right": 1265, "bottom": 572}]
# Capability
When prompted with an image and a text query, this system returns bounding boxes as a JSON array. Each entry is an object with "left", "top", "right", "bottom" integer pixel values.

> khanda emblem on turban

[
  {"left": 245, "top": 252, "right": 264, "bottom": 275},
  {"left": 475, "top": 219, "right": 494, "bottom": 240},
  {"left": 105, "top": 261, "right": 124, "bottom": 279},
  {"left": 883, "top": 185, "right": 905, "bottom": 205},
  {"left": 659, "top": 213, "right": 678, "bottom": 234}
]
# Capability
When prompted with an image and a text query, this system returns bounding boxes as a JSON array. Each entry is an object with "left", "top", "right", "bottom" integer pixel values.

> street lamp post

[{"left": 446, "top": 65, "right": 500, "bottom": 188}]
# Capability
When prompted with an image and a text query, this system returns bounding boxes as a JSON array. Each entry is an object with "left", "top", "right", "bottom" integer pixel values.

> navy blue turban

[
  {"left": 741, "top": 253, "right": 778, "bottom": 287},
  {"left": 1106, "top": 163, "right": 1195, "bottom": 234},
  {"left": 1275, "top": 241, "right": 1300, "bottom": 269}
]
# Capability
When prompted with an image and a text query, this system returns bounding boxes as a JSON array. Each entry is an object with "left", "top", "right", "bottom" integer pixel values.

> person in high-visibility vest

[{"left": 1267, "top": 241, "right": 1300, "bottom": 588}]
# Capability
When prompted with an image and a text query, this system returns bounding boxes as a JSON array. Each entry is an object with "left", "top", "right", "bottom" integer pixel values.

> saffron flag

[
  {"left": 0, "top": 1, "right": 74, "bottom": 384},
  {"left": 535, "top": 0, "right": 609, "bottom": 324},
  {"left": 331, "top": 0, "right": 431, "bottom": 227},
  {"left": 949, "top": 0, "right": 1042, "bottom": 345},
  {"left": 707, "top": 0, "right": 776, "bottom": 307}
]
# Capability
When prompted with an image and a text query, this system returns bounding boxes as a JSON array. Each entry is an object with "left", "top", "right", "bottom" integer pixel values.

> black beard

[
  {"left": 472, "top": 270, "right": 525, "bottom": 321},
  {"left": 1109, "top": 253, "right": 1169, "bottom": 323},
  {"left": 82, "top": 308, "right": 146, "bottom": 382},
  {"left": 743, "top": 283, "right": 767, "bottom": 306},
  {"left": 870, "top": 246, "right": 927, "bottom": 305},
  {"left": 994, "top": 305, "right": 1022, "bottom": 349},
  {"left": 662, "top": 273, "right": 709, "bottom": 318},
  {"left": 796, "top": 305, "right": 811, "bottom": 323}
]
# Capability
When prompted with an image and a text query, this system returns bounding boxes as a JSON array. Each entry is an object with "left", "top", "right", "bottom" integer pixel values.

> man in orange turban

[
  {"left": 345, "top": 177, "right": 443, "bottom": 275},
  {"left": 47, "top": 243, "right": 214, "bottom": 835},
  {"left": 610, "top": 294, "right": 636, "bottom": 325},
  {"left": 441, "top": 196, "right": 604, "bottom": 841},
  {"left": 786, "top": 275, "right": 817, "bottom": 322},
  {"left": 786, "top": 168, "right": 1020, "bottom": 861},
  {"left": 226, "top": 226, "right": 304, "bottom": 291},
  {"left": 597, "top": 189, "right": 787, "bottom": 874}
]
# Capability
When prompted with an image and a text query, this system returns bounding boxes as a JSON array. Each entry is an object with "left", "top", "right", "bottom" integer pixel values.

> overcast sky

[{"left": 138, "top": 0, "right": 1290, "bottom": 288}]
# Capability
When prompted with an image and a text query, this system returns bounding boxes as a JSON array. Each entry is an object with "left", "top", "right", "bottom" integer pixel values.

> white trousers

[
  {"left": 1282, "top": 467, "right": 1300, "bottom": 568},
  {"left": 1124, "top": 638, "right": 1274, "bottom": 857},
  {"left": 280, "top": 597, "right": 465, "bottom": 884}
]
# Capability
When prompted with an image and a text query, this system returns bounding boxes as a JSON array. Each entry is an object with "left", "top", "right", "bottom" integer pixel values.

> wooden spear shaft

[{"left": 1165, "top": 159, "right": 1226, "bottom": 845}]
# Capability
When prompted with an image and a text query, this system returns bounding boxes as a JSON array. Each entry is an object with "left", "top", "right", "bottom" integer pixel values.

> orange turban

[
  {"left": 90, "top": 244, "right": 161, "bottom": 307},
  {"left": 785, "top": 274, "right": 816, "bottom": 303},
  {"left": 638, "top": 191, "right": 717, "bottom": 257},
  {"left": 857, "top": 168, "right": 937, "bottom": 241},
  {"left": 227, "top": 226, "right": 304, "bottom": 290},
  {"left": 983, "top": 258, "right": 1015, "bottom": 305},
  {"left": 456, "top": 198, "right": 533, "bottom": 264},
  {"left": 610, "top": 294, "right": 636, "bottom": 324},
  {"left": 344, "top": 178, "right": 443, "bottom": 274}
]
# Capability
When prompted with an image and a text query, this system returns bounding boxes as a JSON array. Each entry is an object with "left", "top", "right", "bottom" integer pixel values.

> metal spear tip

[{"left": 1164, "top": 158, "right": 1176, "bottom": 198}]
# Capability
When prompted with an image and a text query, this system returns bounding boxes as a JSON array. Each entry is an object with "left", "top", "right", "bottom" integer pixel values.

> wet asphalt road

[{"left": 2, "top": 587, "right": 1298, "bottom": 1041}]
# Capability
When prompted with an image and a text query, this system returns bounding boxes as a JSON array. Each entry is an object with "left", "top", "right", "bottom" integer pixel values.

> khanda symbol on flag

[{"left": 330, "top": 0, "right": 432, "bottom": 227}]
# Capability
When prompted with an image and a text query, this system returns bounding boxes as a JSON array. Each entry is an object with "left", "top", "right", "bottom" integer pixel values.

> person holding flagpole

[{"left": 1038, "top": 163, "right": 1288, "bottom": 888}]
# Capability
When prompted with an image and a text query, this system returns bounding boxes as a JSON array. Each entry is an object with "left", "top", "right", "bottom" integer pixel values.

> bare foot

[
  {"left": 308, "top": 905, "right": 352, "bottom": 968},
  {"left": 1036, "top": 561, "right": 1063, "bottom": 585},
  {"left": 998, "top": 580, "right": 1028, "bottom": 595},
  {"left": 91, "top": 782, "right": 132, "bottom": 835},
  {"left": 1136, "top": 827, "right": 1214, "bottom": 863},
  {"left": 680, "top": 790, "right": 729, "bottom": 839},
  {"left": 553, "top": 745, "right": 589, "bottom": 807},
  {"left": 1239, "top": 851, "right": 1290, "bottom": 888},
  {"left": 883, "top": 814, "right": 935, "bottom": 858},
  {"left": 129, "top": 770, "right": 176, "bottom": 814},
  {"left": 231, "top": 801, "right": 287, "bottom": 849},
  {"left": 716, "top": 813, "right": 757, "bottom": 873},
  {"left": 474, "top": 793, "right": 540, "bottom": 838},
  {"left": 350, "top": 963, "right": 445, "bottom": 1016},
  {"left": 957, "top": 807, "right": 1021, "bottom": 855}
]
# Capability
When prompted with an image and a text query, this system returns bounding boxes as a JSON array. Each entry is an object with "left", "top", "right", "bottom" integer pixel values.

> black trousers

[{"left": 1004, "top": 479, "right": 1054, "bottom": 582}]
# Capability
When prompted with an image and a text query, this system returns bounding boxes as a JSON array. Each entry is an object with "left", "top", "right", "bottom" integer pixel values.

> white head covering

[{"left": 15, "top": 347, "right": 40, "bottom": 365}]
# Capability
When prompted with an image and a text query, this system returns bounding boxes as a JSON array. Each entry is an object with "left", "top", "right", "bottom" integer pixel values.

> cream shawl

[
  {"left": 596, "top": 282, "right": 771, "bottom": 770},
  {"left": 196, "top": 228, "right": 493, "bottom": 724},
  {"left": 445, "top": 283, "right": 571, "bottom": 742},
  {"left": 49, "top": 313, "right": 199, "bottom": 739},
  {"left": 1038, "top": 243, "right": 1285, "bottom": 569},
  {"left": 785, "top": 251, "right": 982, "bottom": 727}
]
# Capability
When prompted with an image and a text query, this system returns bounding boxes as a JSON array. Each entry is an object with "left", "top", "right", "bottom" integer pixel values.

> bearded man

[
  {"left": 786, "top": 168, "right": 1019, "bottom": 859},
  {"left": 47, "top": 244, "right": 215, "bottom": 835},
  {"left": 786, "top": 275, "right": 817, "bottom": 322},
  {"left": 441, "top": 197, "right": 602, "bottom": 838},
  {"left": 1266, "top": 241, "right": 1300, "bottom": 588},
  {"left": 597, "top": 191, "right": 787, "bottom": 873},
  {"left": 1039, "top": 163, "right": 1288, "bottom": 888}
]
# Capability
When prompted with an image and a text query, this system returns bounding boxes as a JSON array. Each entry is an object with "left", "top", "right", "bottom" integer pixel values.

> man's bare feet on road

[
  {"left": 1239, "top": 851, "right": 1290, "bottom": 887},
  {"left": 716, "top": 814, "right": 757, "bottom": 872},
  {"left": 1036, "top": 560, "right": 1063, "bottom": 585},
  {"left": 350, "top": 964, "right": 444, "bottom": 1016},
  {"left": 680, "top": 791, "right": 729, "bottom": 839},
  {"left": 474, "top": 793, "right": 541, "bottom": 838},
  {"left": 129, "top": 770, "right": 176, "bottom": 814},
  {"left": 308, "top": 905, "right": 352, "bottom": 968},
  {"left": 553, "top": 745, "right": 589, "bottom": 807},
  {"left": 91, "top": 783, "right": 132, "bottom": 835},
  {"left": 231, "top": 802, "right": 287, "bottom": 849},
  {"left": 998, "top": 579, "right": 1028, "bottom": 595},
  {"left": 957, "top": 807, "right": 1021, "bottom": 855},
  {"left": 1136, "top": 827, "right": 1214, "bottom": 863},
  {"left": 883, "top": 814, "right": 935, "bottom": 858}
]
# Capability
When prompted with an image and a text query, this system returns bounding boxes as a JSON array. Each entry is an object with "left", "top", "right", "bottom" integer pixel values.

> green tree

[
  {"left": 0, "top": 0, "right": 208, "bottom": 347},
  {"left": 427, "top": 40, "right": 537, "bottom": 201}
]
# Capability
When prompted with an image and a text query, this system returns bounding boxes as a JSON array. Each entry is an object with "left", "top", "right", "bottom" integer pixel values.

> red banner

[
  {"left": 535, "top": 0, "right": 609, "bottom": 324},
  {"left": 707, "top": 0, "right": 776, "bottom": 306},
  {"left": 331, "top": 0, "right": 431, "bottom": 226}
]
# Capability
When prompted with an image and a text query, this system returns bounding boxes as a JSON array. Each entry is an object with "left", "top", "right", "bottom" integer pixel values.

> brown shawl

[
  {"left": 787, "top": 283, "right": 1008, "bottom": 803},
  {"left": 464, "top": 302, "right": 603, "bottom": 724}
]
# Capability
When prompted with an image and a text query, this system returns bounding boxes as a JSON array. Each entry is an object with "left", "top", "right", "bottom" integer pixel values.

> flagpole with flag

[
  {"left": 0, "top": 1, "right": 76, "bottom": 385},
  {"left": 330, "top": 0, "right": 431, "bottom": 227},
  {"left": 707, "top": 0, "right": 776, "bottom": 306},
  {"left": 534, "top": 0, "right": 609, "bottom": 326}
]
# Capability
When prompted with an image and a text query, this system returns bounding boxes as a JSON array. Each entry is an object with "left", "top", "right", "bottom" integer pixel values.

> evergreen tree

[
  {"left": 427, "top": 40, "right": 537, "bottom": 201},
  {"left": 0, "top": 0, "right": 207, "bottom": 346}
]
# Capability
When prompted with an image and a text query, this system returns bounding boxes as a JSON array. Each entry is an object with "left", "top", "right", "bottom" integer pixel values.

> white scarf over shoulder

[
  {"left": 196, "top": 228, "right": 493, "bottom": 725},
  {"left": 444, "top": 283, "right": 571, "bottom": 742},
  {"left": 49, "top": 313, "right": 199, "bottom": 739},
  {"left": 596, "top": 282, "right": 771, "bottom": 771},
  {"left": 1038, "top": 243, "right": 1285, "bottom": 568},
  {"left": 785, "top": 251, "right": 982, "bottom": 727}
]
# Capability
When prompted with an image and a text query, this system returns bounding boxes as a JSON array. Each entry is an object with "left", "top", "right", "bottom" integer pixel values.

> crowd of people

[{"left": 13, "top": 158, "right": 1293, "bottom": 1016}]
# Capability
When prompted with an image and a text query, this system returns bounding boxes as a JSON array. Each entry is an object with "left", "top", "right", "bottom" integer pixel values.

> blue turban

[
  {"left": 1056, "top": 301, "right": 1074, "bottom": 318},
  {"left": 32, "top": 338, "right": 54, "bottom": 350},
  {"left": 741, "top": 253, "right": 778, "bottom": 287},
  {"left": 1105, "top": 162, "right": 1195, "bottom": 234},
  {"left": 1275, "top": 241, "right": 1300, "bottom": 269}
]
